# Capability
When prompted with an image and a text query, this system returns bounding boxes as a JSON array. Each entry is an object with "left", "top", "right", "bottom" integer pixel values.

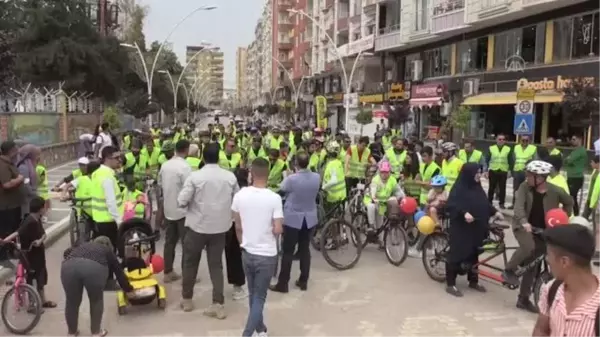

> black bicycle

[
  {"left": 67, "top": 192, "right": 93, "bottom": 247},
  {"left": 319, "top": 201, "right": 363, "bottom": 270}
]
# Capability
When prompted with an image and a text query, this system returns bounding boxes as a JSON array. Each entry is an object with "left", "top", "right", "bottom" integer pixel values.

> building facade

[
  {"left": 185, "top": 46, "right": 224, "bottom": 108},
  {"left": 235, "top": 47, "right": 248, "bottom": 106}
]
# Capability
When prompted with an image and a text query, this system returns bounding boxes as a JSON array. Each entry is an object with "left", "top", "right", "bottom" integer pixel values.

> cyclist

[
  {"left": 426, "top": 175, "right": 448, "bottom": 226},
  {"left": 266, "top": 148, "right": 287, "bottom": 192},
  {"left": 502, "top": 160, "right": 574, "bottom": 313},
  {"left": 418, "top": 146, "right": 441, "bottom": 206},
  {"left": 142, "top": 136, "right": 162, "bottom": 179},
  {"left": 121, "top": 174, "right": 149, "bottom": 221},
  {"left": 382, "top": 137, "right": 407, "bottom": 180},
  {"left": 219, "top": 138, "right": 243, "bottom": 171},
  {"left": 344, "top": 136, "right": 376, "bottom": 197},
  {"left": 440, "top": 142, "right": 463, "bottom": 192},
  {"left": 322, "top": 141, "right": 347, "bottom": 212},
  {"left": 123, "top": 139, "right": 148, "bottom": 191},
  {"left": 186, "top": 143, "right": 202, "bottom": 171},
  {"left": 363, "top": 161, "right": 403, "bottom": 240},
  {"left": 53, "top": 157, "right": 90, "bottom": 190}
]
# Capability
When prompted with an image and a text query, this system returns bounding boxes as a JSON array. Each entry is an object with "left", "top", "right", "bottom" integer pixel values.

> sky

[{"left": 139, "top": 0, "right": 264, "bottom": 90}]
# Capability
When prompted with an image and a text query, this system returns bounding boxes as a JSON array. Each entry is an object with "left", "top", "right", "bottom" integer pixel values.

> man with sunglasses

[
  {"left": 510, "top": 135, "right": 537, "bottom": 209},
  {"left": 486, "top": 134, "right": 513, "bottom": 209}
]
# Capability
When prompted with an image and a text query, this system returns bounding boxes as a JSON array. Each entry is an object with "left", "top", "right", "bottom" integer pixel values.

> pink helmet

[{"left": 378, "top": 161, "right": 391, "bottom": 173}]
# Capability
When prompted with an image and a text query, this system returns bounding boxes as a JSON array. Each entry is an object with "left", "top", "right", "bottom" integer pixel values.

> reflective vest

[
  {"left": 308, "top": 153, "right": 320, "bottom": 172},
  {"left": 91, "top": 165, "right": 122, "bottom": 223},
  {"left": 36, "top": 165, "right": 48, "bottom": 200},
  {"left": 124, "top": 152, "right": 148, "bottom": 181},
  {"left": 403, "top": 175, "right": 421, "bottom": 198},
  {"left": 218, "top": 152, "right": 242, "bottom": 171},
  {"left": 123, "top": 135, "right": 131, "bottom": 150},
  {"left": 442, "top": 157, "right": 463, "bottom": 192},
  {"left": 323, "top": 159, "right": 346, "bottom": 202},
  {"left": 142, "top": 146, "right": 162, "bottom": 176},
  {"left": 364, "top": 174, "right": 398, "bottom": 215},
  {"left": 72, "top": 168, "right": 83, "bottom": 179},
  {"left": 513, "top": 144, "right": 537, "bottom": 172},
  {"left": 384, "top": 148, "right": 407, "bottom": 178},
  {"left": 489, "top": 145, "right": 511, "bottom": 172},
  {"left": 270, "top": 136, "right": 284, "bottom": 150},
  {"left": 267, "top": 159, "right": 286, "bottom": 191},
  {"left": 382, "top": 136, "right": 392, "bottom": 150},
  {"left": 458, "top": 149, "right": 482, "bottom": 164},
  {"left": 247, "top": 147, "right": 267, "bottom": 164},
  {"left": 548, "top": 174, "right": 570, "bottom": 195},
  {"left": 588, "top": 170, "right": 600, "bottom": 209},
  {"left": 158, "top": 153, "right": 168, "bottom": 166},
  {"left": 302, "top": 131, "right": 312, "bottom": 141},
  {"left": 186, "top": 157, "right": 202, "bottom": 171},
  {"left": 347, "top": 145, "right": 370, "bottom": 179},
  {"left": 550, "top": 148, "right": 562, "bottom": 156},
  {"left": 122, "top": 188, "right": 145, "bottom": 219},
  {"left": 75, "top": 175, "right": 92, "bottom": 216},
  {"left": 419, "top": 162, "right": 441, "bottom": 205}
]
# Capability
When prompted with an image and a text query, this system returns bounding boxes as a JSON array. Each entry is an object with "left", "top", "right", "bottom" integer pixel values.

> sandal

[
  {"left": 93, "top": 328, "right": 108, "bottom": 337},
  {"left": 42, "top": 301, "right": 57, "bottom": 308}
]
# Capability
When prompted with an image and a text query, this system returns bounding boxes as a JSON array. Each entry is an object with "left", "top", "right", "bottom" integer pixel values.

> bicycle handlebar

[{"left": 126, "top": 234, "right": 158, "bottom": 246}]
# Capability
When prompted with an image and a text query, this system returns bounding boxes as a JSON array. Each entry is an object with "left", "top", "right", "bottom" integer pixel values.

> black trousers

[
  {"left": 93, "top": 221, "right": 119, "bottom": 280},
  {"left": 567, "top": 177, "right": 584, "bottom": 216},
  {"left": 225, "top": 223, "right": 245, "bottom": 287},
  {"left": 277, "top": 219, "right": 313, "bottom": 286},
  {"left": 487, "top": 170, "right": 507, "bottom": 206},
  {"left": 445, "top": 251, "right": 479, "bottom": 287},
  {"left": 0, "top": 207, "right": 21, "bottom": 260}
]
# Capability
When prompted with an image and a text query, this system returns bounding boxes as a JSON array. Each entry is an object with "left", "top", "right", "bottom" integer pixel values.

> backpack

[{"left": 547, "top": 280, "right": 599, "bottom": 337}]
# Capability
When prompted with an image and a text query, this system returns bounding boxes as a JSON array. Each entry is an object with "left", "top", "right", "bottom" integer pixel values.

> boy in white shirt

[{"left": 232, "top": 158, "right": 283, "bottom": 337}]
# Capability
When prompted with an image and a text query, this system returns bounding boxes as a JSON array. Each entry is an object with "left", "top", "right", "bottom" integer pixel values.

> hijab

[
  {"left": 446, "top": 162, "right": 491, "bottom": 222},
  {"left": 17, "top": 144, "right": 40, "bottom": 186}
]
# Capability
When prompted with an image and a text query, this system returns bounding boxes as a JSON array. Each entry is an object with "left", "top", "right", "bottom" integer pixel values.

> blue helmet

[{"left": 430, "top": 175, "right": 447, "bottom": 187}]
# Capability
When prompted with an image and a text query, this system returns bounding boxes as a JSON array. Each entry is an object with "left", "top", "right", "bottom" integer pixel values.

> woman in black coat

[{"left": 445, "top": 163, "right": 503, "bottom": 297}]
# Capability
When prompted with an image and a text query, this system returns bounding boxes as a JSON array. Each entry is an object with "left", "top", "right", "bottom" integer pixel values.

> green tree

[
  {"left": 121, "top": 1, "right": 147, "bottom": 51},
  {"left": 441, "top": 105, "right": 472, "bottom": 138},
  {"left": 355, "top": 107, "right": 373, "bottom": 136},
  {"left": 103, "top": 105, "right": 121, "bottom": 130},
  {"left": 559, "top": 78, "right": 599, "bottom": 132}
]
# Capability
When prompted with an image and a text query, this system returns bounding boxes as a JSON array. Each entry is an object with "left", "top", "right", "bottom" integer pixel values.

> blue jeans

[{"left": 241, "top": 250, "right": 277, "bottom": 337}]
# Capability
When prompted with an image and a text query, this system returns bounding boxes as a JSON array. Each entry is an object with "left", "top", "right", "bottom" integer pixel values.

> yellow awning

[{"left": 462, "top": 91, "right": 564, "bottom": 106}]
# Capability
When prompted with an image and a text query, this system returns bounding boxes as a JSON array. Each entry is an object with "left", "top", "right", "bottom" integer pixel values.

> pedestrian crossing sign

[{"left": 513, "top": 113, "right": 534, "bottom": 135}]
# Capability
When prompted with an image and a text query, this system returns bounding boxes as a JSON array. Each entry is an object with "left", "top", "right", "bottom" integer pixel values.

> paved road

[{"left": 14, "top": 234, "right": 537, "bottom": 336}]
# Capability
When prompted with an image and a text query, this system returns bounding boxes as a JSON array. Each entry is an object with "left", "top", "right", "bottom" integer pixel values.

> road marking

[
  {"left": 357, "top": 320, "right": 383, "bottom": 336},
  {"left": 399, "top": 315, "right": 472, "bottom": 336},
  {"left": 303, "top": 324, "right": 327, "bottom": 336},
  {"left": 322, "top": 278, "right": 371, "bottom": 307}
]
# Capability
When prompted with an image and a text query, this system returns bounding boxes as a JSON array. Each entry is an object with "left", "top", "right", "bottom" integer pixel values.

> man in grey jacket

[{"left": 177, "top": 143, "right": 239, "bottom": 317}]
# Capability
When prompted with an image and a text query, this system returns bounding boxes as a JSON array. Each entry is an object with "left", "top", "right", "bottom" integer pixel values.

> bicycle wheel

[
  {"left": 68, "top": 209, "right": 78, "bottom": 247},
  {"left": 421, "top": 232, "right": 449, "bottom": 282},
  {"left": 320, "top": 218, "right": 362, "bottom": 270},
  {"left": 350, "top": 211, "right": 368, "bottom": 248},
  {"left": 533, "top": 271, "right": 552, "bottom": 311},
  {"left": 1, "top": 283, "right": 43, "bottom": 335},
  {"left": 311, "top": 204, "right": 326, "bottom": 251},
  {"left": 383, "top": 224, "right": 409, "bottom": 266},
  {"left": 402, "top": 217, "right": 421, "bottom": 247}
]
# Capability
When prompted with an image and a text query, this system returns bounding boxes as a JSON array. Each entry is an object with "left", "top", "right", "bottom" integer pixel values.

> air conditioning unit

[
  {"left": 411, "top": 60, "right": 423, "bottom": 81},
  {"left": 462, "top": 79, "right": 480, "bottom": 97},
  {"left": 440, "top": 102, "right": 451, "bottom": 117},
  {"left": 355, "top": 81, "right": 365, "bottom": 91}
]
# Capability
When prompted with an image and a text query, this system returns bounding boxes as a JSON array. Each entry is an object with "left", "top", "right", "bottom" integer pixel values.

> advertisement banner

[
  {"left": 8, "top": 113, "right": 60, "bottom": 146},
  {"left": 315, "top": 95, "right": 328, "bottom": 129}
]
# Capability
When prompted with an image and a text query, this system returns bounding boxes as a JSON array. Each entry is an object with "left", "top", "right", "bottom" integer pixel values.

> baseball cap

[{"left": 78, "top": 157, "right": 90, "bottom": 165}]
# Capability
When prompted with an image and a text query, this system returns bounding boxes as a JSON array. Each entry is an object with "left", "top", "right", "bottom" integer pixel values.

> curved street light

[{"left": 120, "top": 4, "right": 217, "bottom": 125}]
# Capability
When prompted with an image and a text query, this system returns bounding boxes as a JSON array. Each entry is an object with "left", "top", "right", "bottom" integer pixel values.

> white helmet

[
  {"left": 570, "top": 216, "right": 593, "bottom": 232},
  {"left": 525, "top": 160, "right": 553, "bottom": 175},
  {"left": 441, "top": 142, "right": 458, "bottom": 151}
]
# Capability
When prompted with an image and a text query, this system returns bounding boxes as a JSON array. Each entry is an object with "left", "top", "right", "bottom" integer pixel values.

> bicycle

[
  {"left": 66, "top": 192, "right": 93, "bottom": 247},
  {"left": 0, "top": 242, "right": 43, "bottom": 335},
  {"left": 319, "top": 200, "right": 363, "bottom": 270},
  {"left": 421, "top": 219, "right": 551, "bottom": 310}
]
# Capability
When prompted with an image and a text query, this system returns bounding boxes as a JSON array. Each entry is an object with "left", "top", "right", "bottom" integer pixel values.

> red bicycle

[{"left": 0, "top": 241, "right": 43, "bottom": 335}]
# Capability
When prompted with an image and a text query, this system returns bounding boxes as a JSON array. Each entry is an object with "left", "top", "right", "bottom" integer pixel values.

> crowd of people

[{"left": 0, "top": 117, "right": 598, "bottom": 337}]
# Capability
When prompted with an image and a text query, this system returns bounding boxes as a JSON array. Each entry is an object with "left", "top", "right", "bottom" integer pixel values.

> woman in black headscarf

[{"left": 445, "top": 163, "right": 503, "bottom": 297}]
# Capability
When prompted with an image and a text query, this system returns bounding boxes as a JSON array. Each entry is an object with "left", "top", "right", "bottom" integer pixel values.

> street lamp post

[
  {"left": 287, "top": 9, "right": 372, "bottom": 131},
  {"left": 120, "top": 4, "right": 217, "bottom": 126},
  {"left": 270, "top": 57, "right": 310, "bottom": 121}
]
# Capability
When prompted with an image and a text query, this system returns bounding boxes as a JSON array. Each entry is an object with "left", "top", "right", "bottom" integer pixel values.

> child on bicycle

[
  {"left": 122, "top": 174, "right": 150, "bottom": 222},
  {"left": 1, "top": 196, "right": 56, "bottom": 309},
  {"left": 427, "top": 175, "right": 448, "bottom": 225}
]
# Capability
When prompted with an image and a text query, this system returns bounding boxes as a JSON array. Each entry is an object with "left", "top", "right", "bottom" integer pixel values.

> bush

[{"left": 103, "top": 105, "right": 121, "bottom": 131}]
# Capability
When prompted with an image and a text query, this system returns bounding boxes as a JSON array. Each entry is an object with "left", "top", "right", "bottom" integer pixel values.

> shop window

[
  {"left": 457, "top": 36, "right": 488, "bottom": 73},
  {"left": 423, "top": 45, "right": 451, "bottom": 78},
  {"left": 404, "top": 53, "right": 421, "bottom": 81},
  {"left": 494, "top": 23, "right": 546, "bottom": 69},
  {"left": 553, "top": 11, "right": 600, "bottom": 62}
]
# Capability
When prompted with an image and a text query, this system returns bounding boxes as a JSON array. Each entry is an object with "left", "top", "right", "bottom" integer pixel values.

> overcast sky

[{"left": 139, "top": 0, "right": 263, "bottom": 89}]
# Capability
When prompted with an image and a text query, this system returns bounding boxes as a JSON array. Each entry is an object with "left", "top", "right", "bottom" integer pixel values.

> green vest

[
  {"left": 513, "top": 144, "right": 537, "bottom": 172},
  {"left": 36, "top": 165, "right": 48, "bottom": 200},
  {"left": 247, "top": 147, "right": 267, "bottom": 164},
  {"left": 550, "top": 148, "right": 562, "bottom": 156},
  {"left": 123, "top": 134, "right": 131, "bottom": 150},
  {"left": 589, "top": 170, "right": 600, "bottom": 208},
  {"left": 270, "top": 136, "right": 284, "bottom": 150},
  {"left": 267, "top": 159, "right": 286, "bottom": 191},
  {"left": 186, "top": 157, "right": 202, "bottom": 171},
  {"left": 123, "top": 188, "right": 145, "bottom": 219},
  {"left": 382, "top": 136, "right": 392, "bottom": 150},
  {"left": 442, "top": 157, "right": 463, "bottom": 192},
  {"left": 218, "top": 152, "right": 242, "bottom": 171},
  {"left": 124, "top": 152, "right": 148, "bottom": 187},
  {"left": 75, "top": 175, "right": 92, "bottom": 216},
  {"left": 158, "top": 153, "right": 168, "bottom": 166},
  {"left": 404, "top": 176, "right": 421, "bottom": 198},
  {"left": 143, "top": 146, "right": 162, "bottom": 175},
  {"left": 458, "top": 149, "right": 482, "bottom": 164},
  {"left": 308, "top": 153, "right": 320, "bottom": 172},
  {"left": 72, "top": 169, "right": 83, "bottom": 179},
  {"left": 91, "top": 165, "right": 123, "bottom": 223},
  {"left": 419, "top": 162, "right": 441, "bottom": 205},
  {"left": 489, "top": 145, "right": 511, "bottom": 172},
  {"left": 347, "top": 145, "right": 370, "bottom": 179},
  {"left": 364, "top": 175, "right": 398, "bottom": 215},
  {"left": 384, "top": 148, "right": 407, "bottom": 178},
  {"left": 323, "top": 159, "right": 346, "bottom": 202}
]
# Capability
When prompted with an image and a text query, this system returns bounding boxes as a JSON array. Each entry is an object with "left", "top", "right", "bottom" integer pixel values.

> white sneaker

[
  {"left": 257, "top": 332, "right": 268, "bottom": 337},
  {"left": 408, "top": 247, "right": 422, "bottom": 258},
  {"left": 232, "top": 286, "right": 248, "bottom": 300}
]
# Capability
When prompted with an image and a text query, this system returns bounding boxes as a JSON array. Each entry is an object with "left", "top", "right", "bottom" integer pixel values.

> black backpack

[{"left": 547, "top": 280, "right": 599, "bottom": 337}]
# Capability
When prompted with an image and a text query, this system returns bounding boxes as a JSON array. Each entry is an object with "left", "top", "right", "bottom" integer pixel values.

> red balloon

[
  {"left": 400, "top": 197, "right": 418, "bottom": 215},
  {"left": 150, "top": 254, "right": 165, "bottom": 274},
  {"left": 545, "top": 208, "right": 569, "bottom": 228}
]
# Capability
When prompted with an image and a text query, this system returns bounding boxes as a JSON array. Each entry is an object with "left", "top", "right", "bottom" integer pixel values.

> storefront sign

[
  {"left": 359, "top": 94, "right": 384, "bottom": 104},
  {"left": 387, "top": 83, "right": 406, "bottom": 100},
  {"left": 344, "top": 93, "right": 359, "bottom": 109},
  {"left": 315, "top": 96, "right": 328, "bottom": 129},
  {"left": 337, "top": 35, "right": 375, "bottom": 58},
  {"left": 516, "top": 76, "right": 596, "bottom": 91},
  {"left": 411, "top": 83, "right": 446, "bottom": 99}
]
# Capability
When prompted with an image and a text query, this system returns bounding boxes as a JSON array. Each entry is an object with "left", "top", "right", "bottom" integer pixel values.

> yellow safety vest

[
  {"left": 419, "top": 162, "right": 441, "bottom": 205},
  {"left": 123, "top": 135, "right": 131, "bottom": 150},
  {"left": 404, "top": 175, "right": 421, "bottom": 199},
  {"left": 442, "top": 157, "right": 464, "bottom": 192},
  {"left": 548, "top": 174, "right": 570, "bottom": 195},
  {"left": 382, "top": 136, "right": 392, "bottom": 150},
  {"left": 186, "top": 157, "right": 202, "bottom": 171},
  {"left": 364, "top": 174, "right": 398, "bottom": 215},
  {"left": 308, "top": 153, "right": 320, "bottom": 172},
  {"left": 270, "top": 136, "right": 284, "bottom": 150},
  {"left": 142, "top": 146, "right": 162, "bottom": 176},
  {"left": 323, "top": 159, "right": 346, "bottom": 202},
  {"left": 458, "top": 149, "right": 482, "bottom": 164},
  {"left": 90, "top": 165, "right": 123, "bottom": 223},
  {"left": 513, "top": 144, "right": 536, "bottom": 172},
  {"left": 384, "top": 148, "right": 407, "bottom": 178},
  {"left": 122, "top": 188, "right": 145, "bottom": 219},
  {"left": 218, "top": 152, "right": 242, "bottom": 171},
  {"left": 75, "top": 175, "right": 92, "bottom": 216},
  {"left": 549, "top": 148, "right": 562, "bottom": 156},
  {"left": 247, "top": 147, "right": 267, "bottom": 164},
  {"left": 489, "top": 145, "right": 511, "bottom": 172},
  {"left": 347, "top": 145, "right": 370, "bottom": 179},
  {"left": 589, "top": 170, "right": 600, "bottom": 209},
  {"left": 35, "top": 165, "right": 48, "bottom": 200},
  {"left": 124, "top": 152, "right": 148, "bottom": 182},
  {"left": 72, "top": 169, "right": 83, "bottom": 179},
  {"left": 267, "top": 159, "right": 286, "bottom": 191}
]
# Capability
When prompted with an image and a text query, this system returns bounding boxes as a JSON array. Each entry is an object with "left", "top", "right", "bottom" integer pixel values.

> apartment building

[
  {"left": 245, "top": 2, "right": 274, "bottom": 107},
  {"left": 190, "top": 48, "right": 224, "bottom": 108},
  {"left": 235, "top": 47, "right": 248, "bottom": 105}
]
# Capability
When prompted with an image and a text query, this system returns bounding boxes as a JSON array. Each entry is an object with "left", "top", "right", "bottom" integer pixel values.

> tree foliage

[
  {"left": 355, "top": 107, "right": 373, "bottom": 136},
  {"left": 121, "top": 1, "right": 147, "bottom": 51},
  {"left": 441, "top": 105, "right": 472, "bottom": 138},
  {"left": 560, "top": 78, "right": 599, "bottom": 128}
]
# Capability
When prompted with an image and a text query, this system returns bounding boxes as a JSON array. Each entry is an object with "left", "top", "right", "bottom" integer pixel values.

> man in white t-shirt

[
  {"left": 95, "top": 122, "right": 113, "bottom": 158},
  {"left": 232, "top": 157, "right": 283, "bottom": 337}
]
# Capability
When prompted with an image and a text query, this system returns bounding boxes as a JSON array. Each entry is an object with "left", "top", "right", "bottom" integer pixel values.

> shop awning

[
  {"left": 461, "top": 91, "right": 564, "bottom": 106},
  {"left": 409, "top": 97, "right": 443, "bottom": 107}
]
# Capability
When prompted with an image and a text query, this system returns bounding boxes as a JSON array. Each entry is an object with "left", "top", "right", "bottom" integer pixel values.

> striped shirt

[{"left": 538, "top": 277, "right": 600, "bottom": 337}]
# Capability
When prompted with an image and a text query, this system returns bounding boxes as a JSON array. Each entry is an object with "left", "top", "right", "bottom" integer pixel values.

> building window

[
  {"left": 423, "top": 45, "right": 451, "bottom": 78},
  {"left": 415, "top": 0, "right": 429, "bottom": 31},
  {"left": 404, "top": 53, "right": 421, "bottom": 81},
  {"left": 456, "top": 36, "right": 488, "bottom": 73},
  {"left": 433, "top": 0, "right": 464, "bottom": 16},
  {"left": 553, "top": 11, "right": 599, "bottom": 62},
  {"left": 494, "top": 23, "right": 545, "bottom": 69}
]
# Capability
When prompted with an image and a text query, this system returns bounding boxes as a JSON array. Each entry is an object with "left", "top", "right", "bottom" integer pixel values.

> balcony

[
  {"left": 324, "top": 0, "right": 334, "bottom": 10},
  {"left": 278, "top": 39, "right": 293, "bottom": 50},
  {"left": 431, "top": 0, "right": 467, "bottom": 34},
  {"left": 470, "top": 0, "right": 517, "bottom": 21},
  {"left": 374, "top": 24, "right": 404, "bottom": 51},
  {"left": 363, "top": 0, "right": 383, "bottom": 8},
  {"left": 278, "top": 0, "right": 293, "bottom": 10},
  {"left": 337, "top": 18, "right": 349, "bottom": 31}
]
